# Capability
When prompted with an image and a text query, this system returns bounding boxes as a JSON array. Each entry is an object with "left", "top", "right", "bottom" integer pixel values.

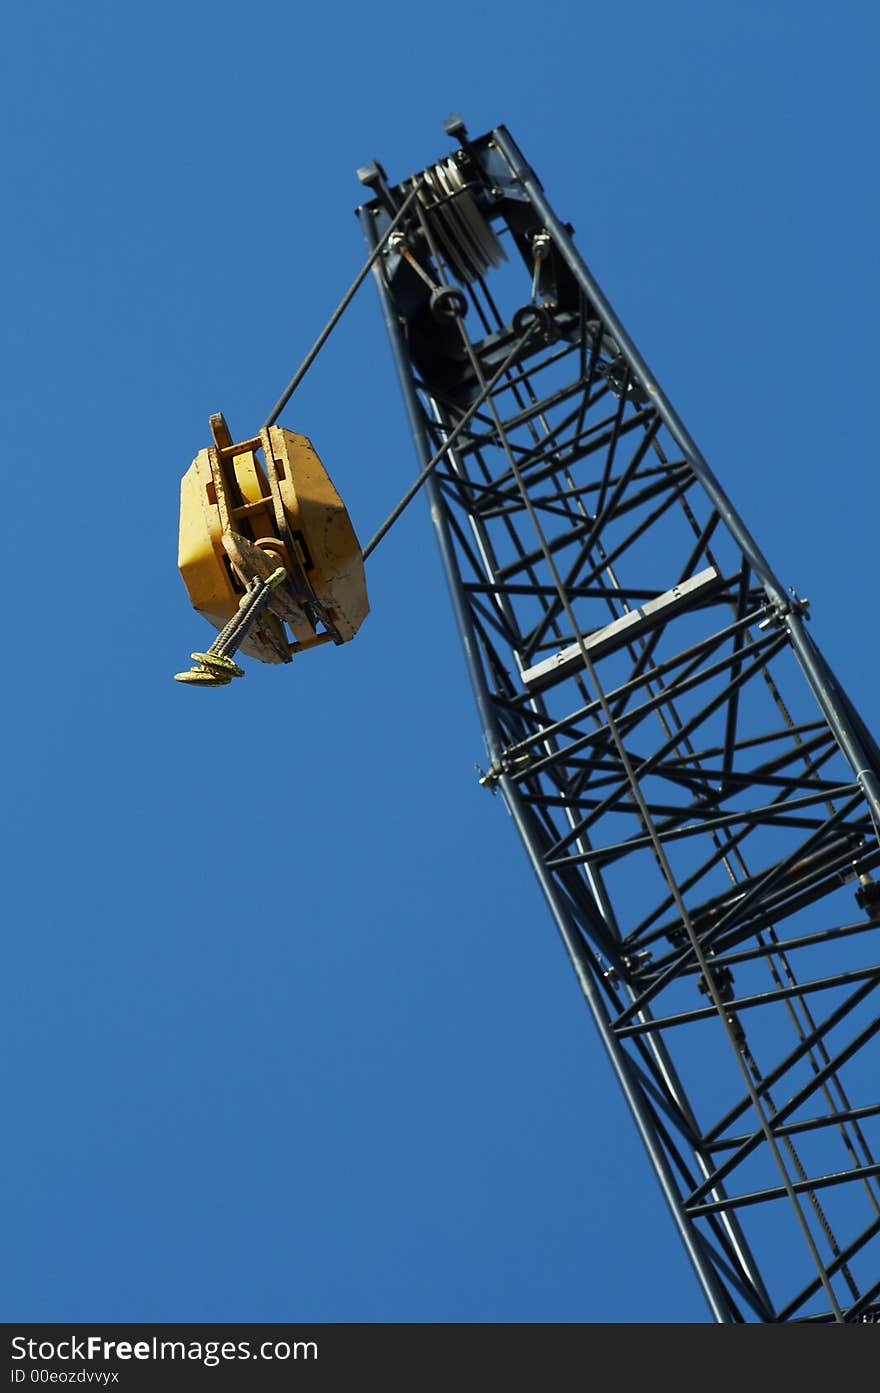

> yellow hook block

[{"left": 177, "top": 414, "right": 369, "bottom": 667}]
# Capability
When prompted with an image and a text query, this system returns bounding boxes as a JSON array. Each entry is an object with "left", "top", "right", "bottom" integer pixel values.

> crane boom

[{"left": 357, "top": 118, "right": 880, "bottom": 1322}]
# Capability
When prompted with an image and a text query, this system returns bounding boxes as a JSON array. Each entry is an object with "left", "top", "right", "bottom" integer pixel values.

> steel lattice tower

[{"left": 356, "top": 119, "right": 880, "bottom": 1323}]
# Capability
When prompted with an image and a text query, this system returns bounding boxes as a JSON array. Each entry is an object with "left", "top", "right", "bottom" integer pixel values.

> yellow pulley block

[{"left": 177, "top": 413, "right": 369, "bottom": 667}]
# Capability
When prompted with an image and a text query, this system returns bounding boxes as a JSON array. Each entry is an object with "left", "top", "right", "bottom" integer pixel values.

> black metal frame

[{"left": 358, "top": 120, "right": 880, "bottom": 1322}]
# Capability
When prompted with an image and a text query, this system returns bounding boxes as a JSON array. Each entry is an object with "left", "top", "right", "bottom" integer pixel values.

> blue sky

[{"left": 3, "top": 1, "right": 879, "bottom": 1323}]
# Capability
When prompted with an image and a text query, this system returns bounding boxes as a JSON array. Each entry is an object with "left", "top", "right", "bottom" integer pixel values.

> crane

[{"left": 175, "top": 117, "right": 880, "bottom": 1322}]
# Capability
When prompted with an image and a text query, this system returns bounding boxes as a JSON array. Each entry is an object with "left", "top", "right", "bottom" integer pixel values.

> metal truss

[{"left": 357, "top": 119, "right": 880, "bottom": 1322}]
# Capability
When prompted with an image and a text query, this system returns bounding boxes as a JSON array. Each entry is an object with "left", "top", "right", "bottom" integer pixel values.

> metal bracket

[{"left": 477, "top": 753, "right": 531, "bottom": 790}]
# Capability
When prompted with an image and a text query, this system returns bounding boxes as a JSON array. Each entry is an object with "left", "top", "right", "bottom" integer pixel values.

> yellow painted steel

[{"left": 177, "top": 415, "right": 368, "bottom": 665}]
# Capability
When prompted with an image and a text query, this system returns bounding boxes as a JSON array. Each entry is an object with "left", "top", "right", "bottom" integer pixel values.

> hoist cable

[
  {"left": 361, "top": 321, "right": 537, "bottom": 561},
  {"left": 259, "top": 182, "right": 537, "bottom": 564},
  {"left": 262, "top": 186, "right": 419, "bottom": 430}
]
